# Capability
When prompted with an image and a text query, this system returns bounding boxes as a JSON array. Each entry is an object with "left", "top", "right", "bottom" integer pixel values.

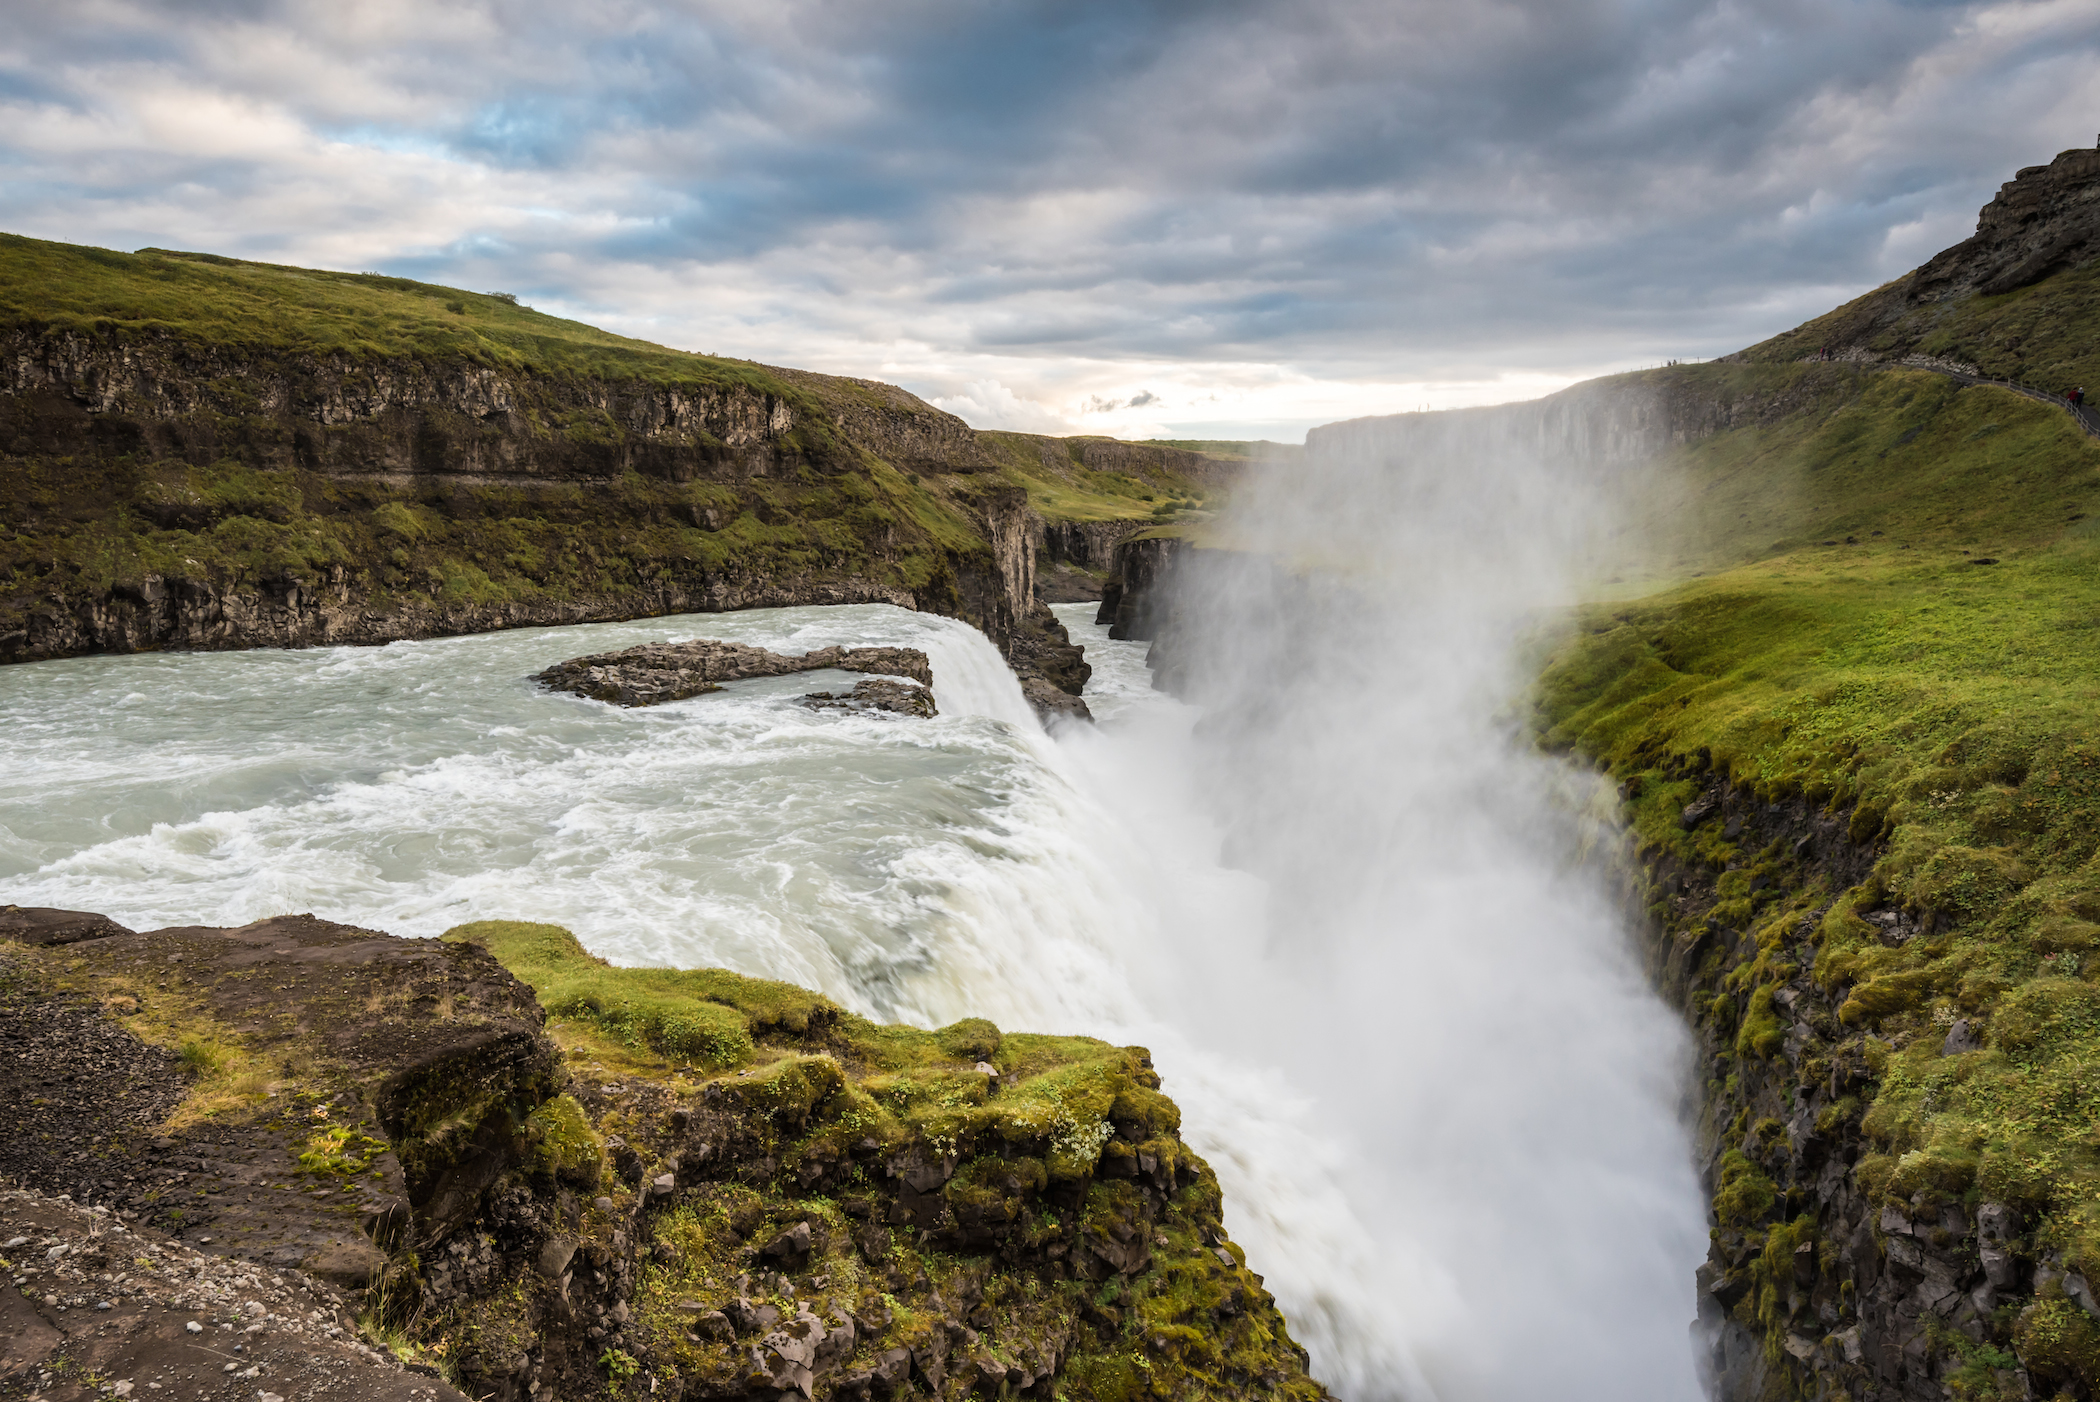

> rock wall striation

[{"left": 0, "top": 323, "right": 1093, "bottom": 718}]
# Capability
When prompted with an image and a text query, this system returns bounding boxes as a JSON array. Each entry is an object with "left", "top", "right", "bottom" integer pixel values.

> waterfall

[{"left": 1086, "top": 412, "right": 1709, "bottom": 1399}]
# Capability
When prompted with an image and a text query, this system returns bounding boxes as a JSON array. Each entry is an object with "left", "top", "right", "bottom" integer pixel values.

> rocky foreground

[
  {"left": 2, "top": 905, "right": 1327, "bottom": 1402},
  {"left": 536, "top": 641, "right": 936, "bottom": 714},
  {"left": 1, "top": 1187, "right": 467, "bottom": 1401}
]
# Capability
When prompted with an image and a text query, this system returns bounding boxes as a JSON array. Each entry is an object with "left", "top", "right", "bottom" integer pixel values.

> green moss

[
  {"left": 444, "top": 921, "right": 841, "bottom": 1068},
  {"left": 2015, "top": 1295, "right": 2100, "bottom": 1391},
  {"left": 523, "top": 1093, "right": 604, "bottom": 1188},
  {"left": 1735, "top": 986, "right": 1787, "bottom": 1060},
  {"left": 936, "top": 1017, "right": 1003, "bottom": 1061},
  {"left": 296, "top": 1121, "right": 389, "bottom": 1177},
  {"left": 1751, "top": 1215, "right": 1817, "bottom": 1353},
  {"left": 1715, "top": 1149, "right": 1779, "bottom": 1229}
]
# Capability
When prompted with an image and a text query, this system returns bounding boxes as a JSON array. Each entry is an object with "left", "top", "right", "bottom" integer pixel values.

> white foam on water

[{"left": 3, "top": 577, "right": 1702, "bottom": 1400}]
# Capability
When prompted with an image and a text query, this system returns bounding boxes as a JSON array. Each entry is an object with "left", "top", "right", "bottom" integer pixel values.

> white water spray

[{"left": 1094, "top": 415, "right": 1710, "bottom": 1399}]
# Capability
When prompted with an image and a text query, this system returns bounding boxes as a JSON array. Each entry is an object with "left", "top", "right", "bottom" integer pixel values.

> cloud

[
  {"left": 926, "top": 379, "right": 1075, "bottom": 435},
  {"left": 1, "top": 0, "right": 2095, "bottom": 438}
]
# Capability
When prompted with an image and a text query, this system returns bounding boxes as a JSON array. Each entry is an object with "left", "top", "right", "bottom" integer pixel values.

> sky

[{"left": 3, "top": 1, "right": 2097, "bottom": 442}]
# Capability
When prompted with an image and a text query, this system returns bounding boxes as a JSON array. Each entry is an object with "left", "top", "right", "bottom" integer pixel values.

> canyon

[{"left": 10, "top": 143, "right": 2100, "bottom": 1402}]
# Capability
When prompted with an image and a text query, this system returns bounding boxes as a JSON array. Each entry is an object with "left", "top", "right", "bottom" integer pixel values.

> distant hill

[{"left": 1738, "top": 146, "right": 2100, "bottom": 396}]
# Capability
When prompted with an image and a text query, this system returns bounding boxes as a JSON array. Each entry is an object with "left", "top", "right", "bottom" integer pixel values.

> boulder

[
  {"left": 0, "top": 906, "right": 135, "bottom": 947},
  {"left": 801, "top": 677, "right": 938, "bottom": 718},
  {"left": 760, "top": 1220, "right": 814, "bottom": 1267}
]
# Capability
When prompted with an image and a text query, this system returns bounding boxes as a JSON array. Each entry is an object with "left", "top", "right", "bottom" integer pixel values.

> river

[{"left": 1, "top": 573, "right": 1706, "bottom": 1397}]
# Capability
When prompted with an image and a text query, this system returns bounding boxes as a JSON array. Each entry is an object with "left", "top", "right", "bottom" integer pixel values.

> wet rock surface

[
  {"left": 798, "top": 677, "right": 937, "bottom": 718},
  {"left": 535, "top": 639, "right": 933, "bottom": 709},
  {"left": 0, "top": 1187, "right": 466, "bottom": 1401},
  {"left": 1004, "top": 605, "right": 1092, "bottom": 723}
]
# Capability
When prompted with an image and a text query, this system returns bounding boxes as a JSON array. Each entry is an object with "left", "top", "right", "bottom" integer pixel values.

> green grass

[
  {"left": 1143, "top": 439, "right": 1303, "bottom": 462},
  {"left": 1536, "top": 353, "right": 2100, "bottom": 1273},
  {"left": 1744, "top": 252, "right": 2100, "bottom": 394},
  {"left": 974, "top": 432, "right": 1217, "bottom": 523},
  {"left": 444, "top": 921, "right": 830, "bottom": 1068},
  {"left": 1620, "top": 364, "right": 2096, "bottom": 576},
  {"left": 0, "top": 232, "right": 796, "bottom": 398}
]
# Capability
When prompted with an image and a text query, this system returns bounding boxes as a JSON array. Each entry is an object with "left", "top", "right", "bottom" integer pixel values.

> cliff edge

[{"left": 0, "top": 906, "right": 1329, "bottom": 1402}]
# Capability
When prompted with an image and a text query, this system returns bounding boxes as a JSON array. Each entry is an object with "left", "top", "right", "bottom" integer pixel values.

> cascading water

[
  {"left": 0, "top": 414, "right": 1706, "bottom": 1399},
  {"left": 1063, "top": 414, "right": 1713, "bottom": 1398}
]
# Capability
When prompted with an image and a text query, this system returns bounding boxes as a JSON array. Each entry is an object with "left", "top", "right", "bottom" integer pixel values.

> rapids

[{"left": 1, "top": 592, "right": 1704, "bottom": 1399}]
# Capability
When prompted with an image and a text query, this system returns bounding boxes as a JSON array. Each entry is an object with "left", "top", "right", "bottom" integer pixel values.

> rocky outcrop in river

[
  {"left": 535, "top": 640, "right": 934, "bottom": 709},
  {"left": 799, "top": 677, "right": 938, "bottom": 718}
]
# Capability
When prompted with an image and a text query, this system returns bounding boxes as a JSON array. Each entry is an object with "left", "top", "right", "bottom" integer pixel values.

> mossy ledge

[{"left": 0, "top": 907, "right": 1329, "bottom": 1402}]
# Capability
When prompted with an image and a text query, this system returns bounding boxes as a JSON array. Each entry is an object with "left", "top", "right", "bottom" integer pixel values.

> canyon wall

[
  {"left": 1625, "top": 767, "right": 2057, "bottom": 1402},
  {"left": 0, "top": 324, "right": 1092, "bottom": 711}
]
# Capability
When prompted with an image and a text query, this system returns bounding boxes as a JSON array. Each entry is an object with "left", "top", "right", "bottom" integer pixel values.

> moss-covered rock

[{"left": 421, "top": 921, "right": 1332, "bottom": 1401}]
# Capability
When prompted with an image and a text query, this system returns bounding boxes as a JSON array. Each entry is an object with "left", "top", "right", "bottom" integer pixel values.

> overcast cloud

[{"left": 3, "top": 0, "right": 2096, "bottom": 438}]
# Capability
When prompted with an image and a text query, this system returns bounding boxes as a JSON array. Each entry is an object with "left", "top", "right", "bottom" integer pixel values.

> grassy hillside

[
  {"left": 0, "top": 232, "right": 796, "bottom": 397},
  {"left": 1621, "top": 362, "right": 2097, "bottom": 575},
  {"left": 1537, "top": 294, "right": 2100, "bottom": 1387},
  {"left": 974, "top": 433, "right": 1224, "bottom": 527},
  {"left": 1744, "top": 259, "right": 2100, "bottom": 396}
]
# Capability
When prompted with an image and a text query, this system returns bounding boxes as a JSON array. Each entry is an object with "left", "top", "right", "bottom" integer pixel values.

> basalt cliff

[{"left": 0, "top": 235, "right": 1236, "bottom": 720}]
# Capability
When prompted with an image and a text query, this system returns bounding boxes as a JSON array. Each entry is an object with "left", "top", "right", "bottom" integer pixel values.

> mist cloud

[{"left": 2, "top": 0, "right": 2094, "bottom": 436}]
